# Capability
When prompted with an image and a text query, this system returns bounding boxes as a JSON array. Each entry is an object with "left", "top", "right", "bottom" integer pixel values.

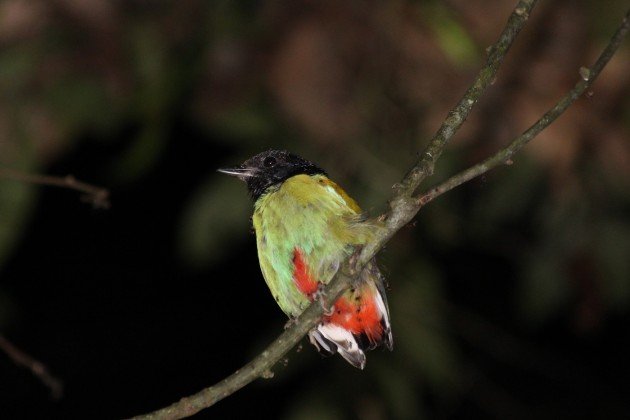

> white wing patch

[{"left": 309, "top": 323, "right": 367, "bottom": 370}]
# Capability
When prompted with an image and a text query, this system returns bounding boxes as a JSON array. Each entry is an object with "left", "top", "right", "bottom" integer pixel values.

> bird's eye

[{"left": 263, "top": 156, "right": 277, "bottom": 168}]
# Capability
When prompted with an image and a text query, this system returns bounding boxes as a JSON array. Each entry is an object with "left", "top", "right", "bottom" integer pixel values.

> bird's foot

[
  {"left": 348, "top": 249, "right": 360, "bottom": 269},
  {"left": 284, "top": 317, "right": 298, "bottom": 330},
  {"left": 313, "top": 284, "right": 335, "bottom": 316}
]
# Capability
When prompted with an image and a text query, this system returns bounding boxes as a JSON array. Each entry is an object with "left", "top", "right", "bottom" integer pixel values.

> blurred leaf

[
  {"left": 393, "top": 261, "right": 461, "bottom": 394},
  {"left": 595, "top": 220, "right": 630, "bottom": 309},
  {"left": 44, "top": 77, "right": 117, "bottom": 136},
  {"left": 131, "top": 23, "right": 169, "bottom": 116},
  {"left": 0, "top": 176, "right": 36, "bottom": 273},
  {"left": 108, "top": 125, "right": 167, "bottom": 183},
  {"left": 208, "top": 0, "right": 262, "bottom": 36},
  {"left": 517, "top": 251, "right": 569, "bottom": 325},
  {"left": 423, "top": 3, "right": 480, "bottom": 67},
  {"left": 471, "top": 159, "right": 542, "bottom": 234},
  {"left": 374, "top": 362, "right": 423, "bottom": 419},
  {"left": 0, "top": 45, "right": 40, "bottom": 96},
  {"left": 211, "top": 102, "right": 279, "bottom": 142},
  {"left": 284, "top": 394, "right": 343, "bottom": 420},
  {"left": 177, "top": 176, "right": 251, "bottom": 268},
  {"left": 420, "top": 196, "right": 463, "bottom": 247},
  {"left": 0, "top": 290, "right": 16, "bottom": 328}
]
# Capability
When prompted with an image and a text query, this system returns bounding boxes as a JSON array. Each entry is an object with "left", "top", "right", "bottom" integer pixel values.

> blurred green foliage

[
  {"left": 0, "top": 177, "right": 34, "bottom": 272},
  {"left": 422, "top": 2, "right": 480, "bottom": 68},
  {"left": 178, "top": 176, "right": 251, "bottom": 268}
]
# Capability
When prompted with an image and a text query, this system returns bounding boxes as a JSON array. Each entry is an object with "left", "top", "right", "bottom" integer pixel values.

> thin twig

[
  {"left": 130, "top": 2, "right": 540, "bottom": 419},
  {"left": 397, "top": 0, "right": 539, "bottom": 197},
  {"left": 0, "top": 334, "right": 63, "bottom": 400},
  {"left": 131, "top": 270, "right": 356, "bottom": 420},
  {"left": 359, "top": 0, "right": 539, "bottom": 266},
  {"left": 0, "top": 167, "right": 110, "bottom": 209},
  {"left": 418, "top": 8, "right": 630, "bottom": 207}
]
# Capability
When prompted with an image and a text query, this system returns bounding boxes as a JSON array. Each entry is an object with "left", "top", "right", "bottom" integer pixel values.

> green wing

[{"left": 252, "top": 174, "right": 374, "bottom": 317}]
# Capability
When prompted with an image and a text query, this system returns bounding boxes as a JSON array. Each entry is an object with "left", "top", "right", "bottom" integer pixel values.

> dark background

[{"left": 1, "top": 1, "right": 629, "bottom": 419}]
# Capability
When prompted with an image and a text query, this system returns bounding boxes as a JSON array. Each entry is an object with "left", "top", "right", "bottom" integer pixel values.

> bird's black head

[{"left": 218, "top": 150, "right": 326, "bottom": 200}]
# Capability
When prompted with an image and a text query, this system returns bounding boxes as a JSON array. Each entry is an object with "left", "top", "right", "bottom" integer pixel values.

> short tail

[
  {"left": 309, "top": 323, "right": 367, "bottom": 369},
  {"left": 308, "top": 268, "right": 393, "bottom": 369}
]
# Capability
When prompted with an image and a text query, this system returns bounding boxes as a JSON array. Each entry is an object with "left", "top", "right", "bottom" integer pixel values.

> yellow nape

[
  {"left": 316, "top": 176, "right": 362, "bottom": 214},
  {"left": 276, "top": 173, "right": 362, "bottom": 214}
]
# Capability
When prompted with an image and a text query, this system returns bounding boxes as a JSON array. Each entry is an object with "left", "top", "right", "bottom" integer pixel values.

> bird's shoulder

[{"left": 277, "top": 173, "right": 362, "bottom": 214}]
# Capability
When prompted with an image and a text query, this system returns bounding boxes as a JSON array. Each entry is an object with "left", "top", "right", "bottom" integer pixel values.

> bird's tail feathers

[
  {"left": 308, "top": 260, "right": 392, "bottom": 369},
  {"left": 308, "top": 280, "right": 393, "bottom": 369},
  {"left": 309, "top": 324, "right": 366, "bottom": 369}
]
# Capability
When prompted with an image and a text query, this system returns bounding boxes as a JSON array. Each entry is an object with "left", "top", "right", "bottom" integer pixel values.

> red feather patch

[
  {"left": 292, "top": 248, "right": 319, "bottom": 296},
  {"left": 293, "top": 247, "right": 384, "bottom": 344},
  {"left": 326, "top": 292, "right": 383, "bottom": 344}
]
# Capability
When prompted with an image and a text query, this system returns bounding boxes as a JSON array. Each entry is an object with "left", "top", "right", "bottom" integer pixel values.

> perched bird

[{"left": 219, "top": 150, "right": 392, "bottom": 369}]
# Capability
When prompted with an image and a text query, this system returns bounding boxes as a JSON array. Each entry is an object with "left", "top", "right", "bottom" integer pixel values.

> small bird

[{"left": 219, "top": 150, "right": 392, "bottom": 369}]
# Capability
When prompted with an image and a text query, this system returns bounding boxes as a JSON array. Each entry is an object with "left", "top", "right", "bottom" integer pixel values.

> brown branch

[
  {"left": 130, "top": 3, "right": 630, "bottom": 420},
  {"left": 128, "top": 269, "right": 357, "bottom": 420},
  {"left": 358, "top": 0, "right": 540, "bottom": 266},
  {"left": 418, "top": 8, "right": 630, "bottom": 207},
  {"left": 396, "top": 0, "right": 539, "bottom": 198},
  {"left": 0, "top": 167, "right": 110, "bottom": 209},
  {"left": 0, "top": 334, "right": 63, "bottom": 400}
]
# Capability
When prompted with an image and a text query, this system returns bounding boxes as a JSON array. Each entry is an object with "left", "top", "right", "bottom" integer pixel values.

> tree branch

[
  {"left": 358, "top": 0, "right": 539, "bottom": 266},
  {"left": 418, "top": 8, "right": 630, "bottom": 207},
  {"left": 0, "top": 334, "right": 63, "bottom": 400},
  {"left": 130, "top": 3, "right": 629, "bottom": 420},
  {"left": 397, "top": 0, "right": 539, "bottom": 198},
  {"left": 0, "top": 167, "right": 110, "bottom": 209},
  {"left": 129, "top": 269, "right": 356, "bottom": 420}
]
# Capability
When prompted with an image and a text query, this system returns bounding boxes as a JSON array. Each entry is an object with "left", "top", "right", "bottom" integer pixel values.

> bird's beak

[{"left": 217, "top": 166, "right": 256, "bottom": 181}]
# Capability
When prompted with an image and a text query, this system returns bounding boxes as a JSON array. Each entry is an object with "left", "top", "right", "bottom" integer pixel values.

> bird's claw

[
  {"left": 313, "top": 284, "right": 335, "bottom": 316},
  {"left": 284, "top": 317, "right": 298, "bottom": 329},
  {"left": 348, "top": 246, "right": 363, "bottom": 270}
]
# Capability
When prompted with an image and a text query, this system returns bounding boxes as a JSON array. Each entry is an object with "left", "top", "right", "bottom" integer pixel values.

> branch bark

[
  {"left": 397, "top": 0, "right": 539, "bottom": 198},
  {"left": 0, "top": 167, "right": 110, "bottom": 209},
  {"left": 0, "top": 334, "right": 63, "bottom": 400},
  {"left": 131, "top": 4, "right": 629, "bottom": 419},
  {"left": 419, "top": 8, "right": 630, "bottom": 207}
]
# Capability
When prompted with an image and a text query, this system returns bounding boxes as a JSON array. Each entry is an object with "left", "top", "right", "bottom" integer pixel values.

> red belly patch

[
  {"left": 292, "top": 247, "right": 383, "bottom": 344},
  {"left": 292, "top": 248, "right": 319, "bottom": 296}
]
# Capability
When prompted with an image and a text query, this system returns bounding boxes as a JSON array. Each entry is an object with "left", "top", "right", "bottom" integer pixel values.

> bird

[{"left": 219, "top": 149, "right": 392, "bottom": 369}]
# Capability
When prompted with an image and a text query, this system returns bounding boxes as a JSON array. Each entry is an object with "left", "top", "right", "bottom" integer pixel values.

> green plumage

[
  {"left": 253, "top": 173, "right": 374, "bottom": 317},
  {"left": 219, "top": 149, "right": 393, "bottom": 368}
]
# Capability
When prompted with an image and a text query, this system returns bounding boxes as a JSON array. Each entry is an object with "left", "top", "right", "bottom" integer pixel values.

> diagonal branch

[
  {"left": 130, "top": 270, "right": 356, "bottom": 420},
  {"left": 0, "top": 167, "right": 110, "bottom": 209},
  {"left": 130, "top": 4, "right": 630, "bottom": 420},
  {"left": 359, "top": 0, "right": 539, "bottom": 265},
  {"left": 0, "top": 334, "right": 63, "bottom": 400},
  {"left": 396, "top": 0, "right": 539, "bottom": 198},
  {"left": 418, "top": 8, "right": 630, "bottom": 207}
]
